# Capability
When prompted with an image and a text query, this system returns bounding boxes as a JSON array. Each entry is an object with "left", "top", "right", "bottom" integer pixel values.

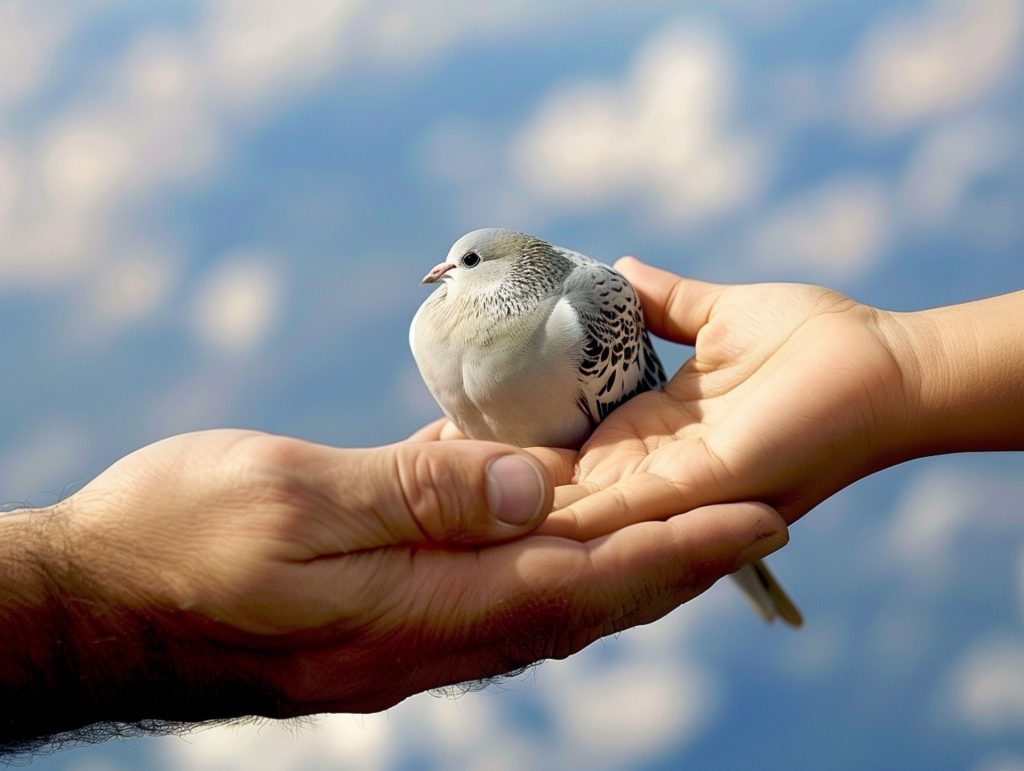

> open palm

[{"left": 541, "top": 258, "right": 911, "bottom": 540}]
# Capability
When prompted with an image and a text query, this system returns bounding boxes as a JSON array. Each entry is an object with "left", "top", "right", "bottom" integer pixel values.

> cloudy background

[{"left": 2, "top": 0, "right": 1023, "bottom": 768}]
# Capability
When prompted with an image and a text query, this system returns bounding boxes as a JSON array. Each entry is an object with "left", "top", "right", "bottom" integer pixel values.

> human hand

[
  {"left": 543, "top": 258, "right": 916, "bottom": 537},
  {"left": 2, "top": 428, "right": 787, "bottom": 749}
]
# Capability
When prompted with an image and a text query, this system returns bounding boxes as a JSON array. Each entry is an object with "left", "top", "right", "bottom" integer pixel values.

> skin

[
  {"left": 537, "top": 259, "right": 1024, "bottom": 539},
  {"left": 3, "top": 258, "right": 1019, "bottom": 756},
  {"left": 0, "top": 429, "right": 785, "bottom": 756}
]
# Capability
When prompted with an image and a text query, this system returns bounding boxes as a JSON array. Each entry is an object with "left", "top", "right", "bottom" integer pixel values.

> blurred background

[{"left": 2, "top": 0, "right": 1023, "bottom": 768}]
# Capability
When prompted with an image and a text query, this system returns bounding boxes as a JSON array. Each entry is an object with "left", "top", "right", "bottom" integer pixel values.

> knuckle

[
  {"left": 396, "top": 447, "right": 476, "bottom": 541},
  {"left": 228, "top": 433, "right": 310, "bottom": 473},
  {"left": 663, "top": 275, "right": 685, "bottom": 322},
  {"left": 211, "top": 434, "right": 323, "bottom": 541},
  {"left": 220, "top": 434, "right": 311, "bottom": 498}
]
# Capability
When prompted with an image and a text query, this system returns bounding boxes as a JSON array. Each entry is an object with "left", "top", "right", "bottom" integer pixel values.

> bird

[{"left": 410, "top": 228, "right": 802, "bottom": 627}]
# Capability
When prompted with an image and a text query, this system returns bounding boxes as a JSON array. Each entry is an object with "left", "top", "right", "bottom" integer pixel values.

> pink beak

[{"left": 421, "top": 262, "right": 456, "bottom": 285}]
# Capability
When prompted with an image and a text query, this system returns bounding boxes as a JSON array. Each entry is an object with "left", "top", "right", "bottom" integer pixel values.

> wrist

[
  {"left": 0, "top": 501, "right": 278, "bottom": 754},
  {"left": 54, "top": 493, "right": 283, "bottom": 724},
  {"left": 875, "top": 291, "right": 1024, "bottom": 460},
  {"left": 0, "top": 505, "right": 90, "bottom": 748}
]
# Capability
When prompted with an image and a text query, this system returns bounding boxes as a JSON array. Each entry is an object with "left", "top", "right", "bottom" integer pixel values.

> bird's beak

[{"left": 421, "top": 262, "right": 456, "bottom": 285}]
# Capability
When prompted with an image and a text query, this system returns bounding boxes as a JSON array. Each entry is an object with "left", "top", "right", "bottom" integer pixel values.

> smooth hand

[{"left": 544, "top": 258, "right": 916, "bottom": 538}]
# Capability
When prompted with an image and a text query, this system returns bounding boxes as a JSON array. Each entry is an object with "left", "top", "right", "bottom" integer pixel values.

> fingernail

[
  {"left": 738, "top": 530, "right": 789, "bottom": 565},
  {"left": 486, "top": 455, "right": 546, "bottom": 526}
]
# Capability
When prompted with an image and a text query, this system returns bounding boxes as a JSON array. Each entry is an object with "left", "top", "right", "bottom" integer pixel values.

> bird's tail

[{"left": 730, "top": 560, "right": 803, "bottom": 628}]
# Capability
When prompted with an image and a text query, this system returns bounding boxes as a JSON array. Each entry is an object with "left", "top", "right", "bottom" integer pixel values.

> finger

[
  {"left": 295, "top": 501, "right": 787, "bottom": 707},
  {"left": 526, "top": 447, "right": 578, "bottom": 487},
  {"left": 542, "top": 482, "right": 600, "bottom": 534},
  {"left": 406, "top": 417, "right": 449, "bottom": 441},
  {"left": 333, "top": 441, "right": 554, "bottom": 550},
  {"left": 406, "top": 418, "right": 468, "bottom": 442},
  {"left": 545, "top": 471, "right": 704, "bottom": 541},
  {"left": 553, "top": 482, "right": 596, "bottom": 509},
  {"left": 403, "top": 438, "right": 575, "bottom": 486},
  {"left": 432, "top": 501, "right": 788, "bottom": 658},
  {"left": 614, "top": 257, "right": 726, "bottom": 345},
  {"left": 439, "top": 422, "right": 468, "bottom": 440}
]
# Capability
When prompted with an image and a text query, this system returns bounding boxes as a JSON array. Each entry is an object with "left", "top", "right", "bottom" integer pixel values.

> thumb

[
  {"left": 614, "top": 257, "right": 725, "bottom": 346},
  {"left": 345, "top": 441, "right": 554, "bottom": 549}
]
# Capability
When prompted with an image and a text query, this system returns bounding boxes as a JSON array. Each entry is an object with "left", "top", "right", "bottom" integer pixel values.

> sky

[{"left": 2, "top": 0, "right": 1023, "bottom": 768}]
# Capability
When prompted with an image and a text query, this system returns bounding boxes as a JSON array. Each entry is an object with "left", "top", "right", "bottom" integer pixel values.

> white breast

[{"left": 411, "top": 293, "right": 592, "bottom": 448}]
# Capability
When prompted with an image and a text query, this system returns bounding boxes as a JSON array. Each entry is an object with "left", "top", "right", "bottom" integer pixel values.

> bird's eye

[{"left": 462, "top": 251, "right": 481, "bottom": 268}]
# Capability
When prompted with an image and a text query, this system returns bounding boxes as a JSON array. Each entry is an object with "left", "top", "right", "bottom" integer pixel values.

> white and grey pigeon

[{"left": 410, "top": 228, "right": 802, "bottom": 627}]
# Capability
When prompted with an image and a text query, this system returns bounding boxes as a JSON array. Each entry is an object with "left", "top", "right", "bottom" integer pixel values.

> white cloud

[
  {"left": 885, "top": 464, "right": 1024, "bottom": 581},
  {"left": 158, "top": 713, "right": 396, "bottom": 771},
  {"left": 191, "top": 253, "right": 284, "bottom": 355},
  {"left": 847, "top": 0, "right": 1024, "bottom": 132},
  {"left": 201, "top": 0, "right": 362, "bottom": 106},
  {"left": 2, "top": 33, "right": 216, "bottom": 287},
  {"left": 867, "top": 459, "right": 1024, "bottom": 676},
  {"left": 748, "top": 175, "right": 892, "bottom": 280},
  {"left": 0, "top": 2, "right": 339, "bottom": 290},
  {"left": 201, "top": 0, "right": 597, "bottom": 106},
  {"left": 365, "top": 2, "right": 550, "bottom": 66},
  {"left": 0, "top": 138, "right": 20, "bottom": 246},
  {"left": 530, "top": 605, "right": 722, "bottom": 769},
  {"left": 42, "top": 123, "right": 134, "bottom": 214},
  {"left": 404, "top": 694, "right": 510, "bottom": 766},
  {"left": 510, "top": 20, "right": 767, "bottom": 229},
  {"left": 886, "top": 470, "right": 975, "bottom": 572},
  {"left": 0, "top": 129, "right": 98, "bottom": 284},
  {"left": 362, "top": 1, "right": 685, "bottom": 69},
  {"left": 541, "top": 654, "right": 717, "bottom": 769},
  {"left": 4, "top": 2, "right": 703, "bottom": 292},
  {"left": 0, "top": 2, "right": 75, "bottom": 108},
  {"left": 364, "top": 0, "right": 807, "bottom": 69},
  {"left": 945, "top": 639, "right": 1024, "bottom": 732},
  {"left": 901, "top": 114, "right": 1020, "bottom": 227},
  {"left": 79, "top": 246, "right": 179, "bottom": 335},
  {"left": 159, "top": 687, "right": 537, "bottom": 771}
]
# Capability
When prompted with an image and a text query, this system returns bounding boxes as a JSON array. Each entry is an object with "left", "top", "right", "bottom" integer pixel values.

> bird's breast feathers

[
  {"left": 411, "top": 289, "right": 593, "bottom": 446},
  {"left": 410, "top": 242, "right": 666, "bottom": 448}
]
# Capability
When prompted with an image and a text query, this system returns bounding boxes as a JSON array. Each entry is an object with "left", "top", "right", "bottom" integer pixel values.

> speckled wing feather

[{"left": 555, "top": 248, "right": 667, "bottom": 427}]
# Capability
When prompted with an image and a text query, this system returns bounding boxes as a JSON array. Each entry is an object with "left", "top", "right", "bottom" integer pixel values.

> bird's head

[
  {"left": 420, "top": 229, "right": 573, "bottom": 313},
  {"left": 420, "top": 228, "right": 536, "bottom": 292}
]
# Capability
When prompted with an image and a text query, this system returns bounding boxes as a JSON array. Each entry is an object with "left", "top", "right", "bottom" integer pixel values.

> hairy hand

[{"left": 36, "top": 428, "right": 785, "bottom": 725}]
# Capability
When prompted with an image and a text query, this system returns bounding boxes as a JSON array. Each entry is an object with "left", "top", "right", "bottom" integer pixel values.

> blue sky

[{"left": 2, "top": 1, "right": 1023, "bottom": 769}]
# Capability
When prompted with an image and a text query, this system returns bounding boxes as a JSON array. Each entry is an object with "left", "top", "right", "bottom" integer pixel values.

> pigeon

[{"left": 410, "top": 228, "right": 802, "bottom": 627}]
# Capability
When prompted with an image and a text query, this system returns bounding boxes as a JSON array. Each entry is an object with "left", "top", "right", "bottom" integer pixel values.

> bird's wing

[{"left": 559, "top": 257, "right": 667, "bottom": 426}]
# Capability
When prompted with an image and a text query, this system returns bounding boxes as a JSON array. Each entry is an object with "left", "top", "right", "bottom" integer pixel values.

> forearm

[
  {"left": 0, "top": 506, "right": 93, "bottom": 752},
  {"left": 0, "top": 504, "right": 273, "bottom": 757},
  {"left": 885, "top": 290, "right": 1024, "bottom": 458}
]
